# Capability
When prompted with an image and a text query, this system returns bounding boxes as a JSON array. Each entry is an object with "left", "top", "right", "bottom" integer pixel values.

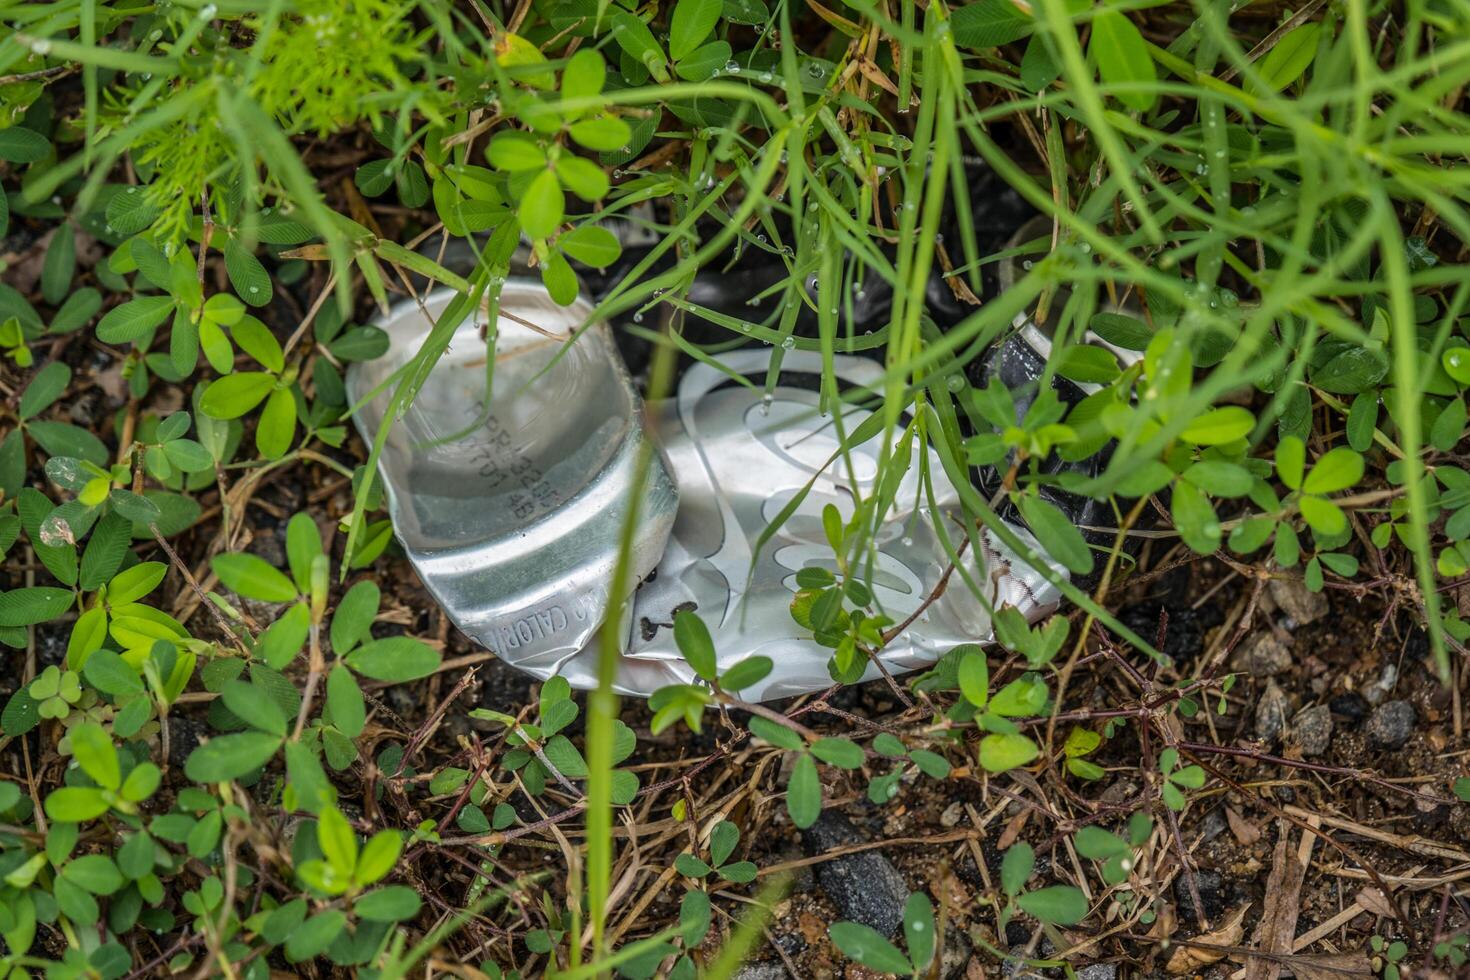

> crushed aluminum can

[
  {"left": 350, "top": 285, "right": 1065, "bottom": 700},
  {"left": 560, "top": 348, "right": 1065, "bottom": 700},
  {"left": 346, "top": 281, "right": 679, "bottom": 676}
]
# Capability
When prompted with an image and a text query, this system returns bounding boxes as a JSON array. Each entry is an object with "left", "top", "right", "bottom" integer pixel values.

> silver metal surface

[
  {"left": 347, "top": 283, "right": 678, "bottom": 675},
  {"left": 350, "top": 286, "right": 1063, "bottom": 701},
  {"left": 550, "top": 349, "right": 1062, "bottom": 700}
]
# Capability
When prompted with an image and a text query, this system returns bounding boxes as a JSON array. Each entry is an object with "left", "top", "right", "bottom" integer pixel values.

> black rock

[
  {"left": 167, "top": 714, "right": 210, "bottom": 762},
  {"left": 1366, "top": 700, "right": 1415, "bottom": 750},
  {"left": 1004, "top": 921, "right": 1031, "bottom": 946},
  {"left": 1328, "top": 692, "right": 1369, "bottom": 724},
  {"left": 1174, "top": 870, "right": 1225, "bottom": 923},
  {"left": 800, "top": 811, "right": 909, "bottom": 938}
]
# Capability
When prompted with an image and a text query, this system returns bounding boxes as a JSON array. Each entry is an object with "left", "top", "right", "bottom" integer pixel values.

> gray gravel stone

[
  {"left": 1268, "top": 577, "right": 1328, "bottom": 626},
  {"left": 1236, "top": 632, "right": 1292, "bottom": 677},
  {"left": 800, "top": 811, "right": 909, "bottom": 938},
  {"left": 1075, "top": 965, "right": 1118, "bottom": 980},
  {"left": 1289, "top": 704, "right": 1333, "bottom": 757},
  {"left": 731, "top": 963, "right": 787, "bottom": 980},
  {"left": 1254, "top": 680, "right": 1289, "bottom": 743},
  {"left": 1366, "top": 699, "right": 1415, "bottom": 750}
]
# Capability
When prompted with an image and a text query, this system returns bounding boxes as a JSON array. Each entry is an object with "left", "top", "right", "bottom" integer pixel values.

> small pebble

[
  {"left": 1236, "top": 632, "right": 1292, "bottom": 677},
  {"left": 1268, "top": 577, "right": 1329, "bottom": 626},
  {"left": 1366, "top": 700, "right": 1415, "bottom": 750},
  {"left": 1254, "top": 680, "right": 1289, "bottom": 744},
  {"left": 800, "top": 811, "right": 909, "bottom": 937},
  {"left": 1175, "top": 870, "right": 1225, "bottom": 922},
  {"left": 1328, "top": 691, "right": 1369, "bottom": 724},
  {"left": 1289, "top": 704, "right": 1333, "bottom": 757},
  {"left": 1363, "top": 663, "right": 1399, "bottom": 706}
]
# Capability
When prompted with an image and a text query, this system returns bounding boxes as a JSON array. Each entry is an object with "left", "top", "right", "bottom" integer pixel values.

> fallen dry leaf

[
  {"left": 1166, "top": 903, "right": 1251, "bottom": 975},
  {"left": 1287, "top": 951, "right": 1375, "bottom": 979},
  {"left": 1245, "top": 825, "right": 1307, "bottom": 980},
  {"left": 1355, "top": 887, "right": 1396, "bottom": 918},
  {"left": 1227, "top": 806, "right": 1263, "bottom": 846}
]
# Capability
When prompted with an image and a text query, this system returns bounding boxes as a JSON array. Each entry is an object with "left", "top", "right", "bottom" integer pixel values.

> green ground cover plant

[{"left": 1, "top": 0, "right": 1469, "bottom": 976}]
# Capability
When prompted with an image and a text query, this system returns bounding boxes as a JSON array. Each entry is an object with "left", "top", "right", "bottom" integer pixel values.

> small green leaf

[
  {"left": 1000, "top": 842, "right": 1034, "bottom": 896},
  {"left": 957, "top": 647, "right": 989, "bottom": 708},
  {"left": 211, "top": 552, "right": 298, "bottom": 602},
  {"left": 1090, "top": 10, "right": 1156, "bottom": 112},
  {"left": 951, "top": 0, "right": 1033, "bottom": 49},
  {"left": 610, "top": 12, "right": 669, "bottom": 82},
  {"left": 1180, "top": 406, "right": 1254, "bottom": 446},
  {"left": 317, "top": 805, "right": 359, "bottom": 876},
  {"left": 673, "top": 609, "right": 717, "bottom": 682},
  {"left": 285, "top": 910, "right": 346, "bottom": 962},
  {"left": 669, "top": 0, "right": 722, "bottom": 60},
  {"left": 561, "top": 48, "right": 606, "bottom": 99},
  {"left": 675, "top": 40, "right": 732, "bottom": 81},
  {"left": 1073, "top": 826, "right": 1130, "bottom": 861},
  {"left": 62, "top": 854, "right": 125, "bottom": 895},
  {"left": 810, "top": 737, "right": 865, "bottom": 769},
  {"left": 331, "top": 580, "right": 380, "bottom": 655},
  {"left": 518, "top": 169, "right": 565, "bottom": 239},
  {"left": 256, "top": 387, "right": 296, "bottom": 459},
  {"left": 903, "top": 892, "right": 936, "bottom": 971},
  {"left": 559, "top": 225, "right": 622, "bottom": 268},
  {"left": 1089, "top": 312, "right": 1153, "bottom": 350},
  {"left": 96, "top": 296, "right": 175, "bottom": 345},
  {"left": 719, "top": 655, "right": 772, "bottom": 691},
  {"left": 1276, "top": 435, "right": 1306, "bottom": 489},
  {"left": 827, "top": 922, "right": 912, "bottom": 974},
  {"left": 1017, "top": 885, "right": 1089, "bottom": 925},
  {"left": 184, "top": 731, "right": 282, "bottom": 782},
  {"left": 1016, "top": 495, "right": 1093, "bottom": 575},
  {"left": 221, "top": 680, "right": 288, "bottom": 737},
  {"left": 1056, "top": 345, "right": 1120, "bottom": 384},
  {"left": 326, "top": 664, "right": 366, "bottom": 738},
  {"left": 786, "top": 752, "right": 822, "bottom": 829},
  {"left": 0, "top": 126, "right": 49, "bottom": 163},
  {"left": 0, "top": 587, "right": 74, "bottom": 627},
  {"left": 1299, "top": 495, "right": 1347, "bottom": 536},
  {"left": 1250, "top": 22, "right": 1321, "bottom": 94},
  {"left": 487, "top": 133, "right": 546, "bottom": 172},
  {"left": 70, "top": 722, "right": 121, "bottom": 791},
  {"left": 19, "top": 361, "right": 71, "bottom": 420},
  {"left": 44, "top": 786, "right": 110, "bottom": 822},
  {"left": 568, "top": 116, "right": 633, "bottom": 153},
  {"left": 748, "top": 715, "right": 804, "bottom": 751},
  {"left": 199, "top": 373, "right": 275, "bottom": 420},
  {"left": 1302, "top": 447, "right": 1364, "bottom": 495},
  {"left": 354, "top": 885, "right": 420, "bottom": 922},
  {"left": 224, "top": 238, "right": 273, "bottom": 306},
  {"left": 345, "top": 636, "right": 441, "bottom": 683},
  {"left": 676, "top": 853, "right": 711, "bottom": 878},
  {"left": 978, "top": 732, "right": 1039, "bottom": 772}
]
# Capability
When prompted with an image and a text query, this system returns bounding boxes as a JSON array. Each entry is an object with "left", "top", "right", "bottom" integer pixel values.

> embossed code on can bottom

[{"left": 350, "top": 285, "right": 1063, "bottom": 701}]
